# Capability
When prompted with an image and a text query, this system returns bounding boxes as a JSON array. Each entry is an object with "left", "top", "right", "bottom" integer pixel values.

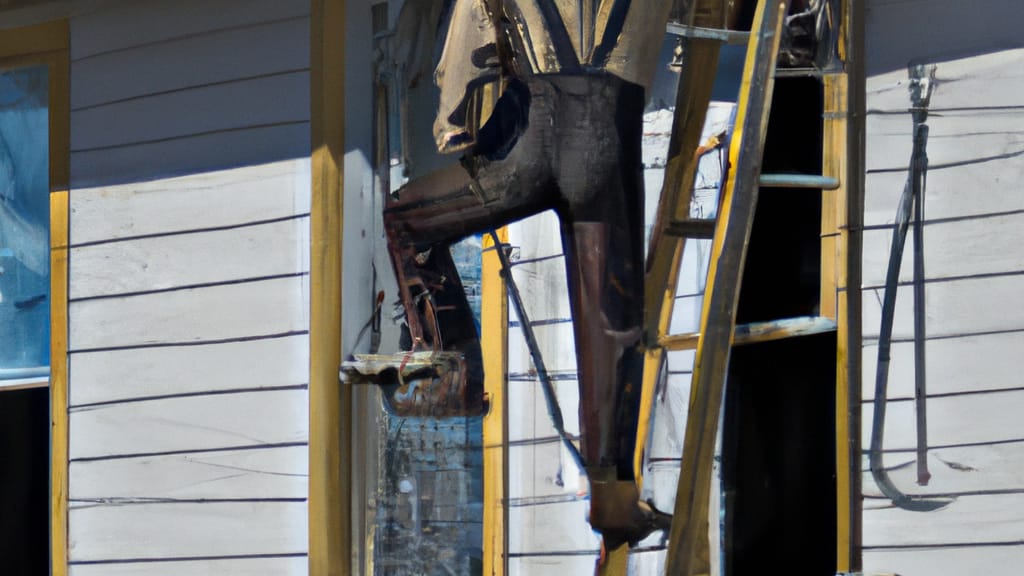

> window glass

[{"left": 0, "top": 65, "right": 49, "bottom": 380}]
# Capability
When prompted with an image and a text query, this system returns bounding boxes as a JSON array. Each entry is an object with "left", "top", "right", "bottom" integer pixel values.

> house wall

[
  {"left": 861, "top": 2, "right": 1024, "bottom": 574},
  {"left": 63, "top": 1, "right": 316, "bottom": 573}
]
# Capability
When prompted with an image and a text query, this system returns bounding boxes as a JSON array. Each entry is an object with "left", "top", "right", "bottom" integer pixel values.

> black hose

[
  {"left": 868, "top": 121, "right": 950, "bottom": 511},
  {"left": 487, "top": 230, "right": 586, "bottom": 473}
]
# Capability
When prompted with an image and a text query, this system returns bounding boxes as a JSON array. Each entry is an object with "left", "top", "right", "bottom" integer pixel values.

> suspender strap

[
  {"left": 590, "top": 0, "right": 631, "bottom": 67},
  {"left": 500, "top": 0, "right": 582, "bottom": 73}
]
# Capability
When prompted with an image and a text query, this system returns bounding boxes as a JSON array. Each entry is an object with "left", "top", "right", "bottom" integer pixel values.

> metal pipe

[{"left": 758, "top": 173, "right": 840, "bottom": 189}]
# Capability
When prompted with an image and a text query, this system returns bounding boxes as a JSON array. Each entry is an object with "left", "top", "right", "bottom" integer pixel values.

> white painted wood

[
  {"left": 862, "top": 442, "right": 1024, "bottom": 499},
  {"left": 70, "top": 158, "right": 311, "bottom": 244},
  {"left": 865, "top": 545, "right": 1024, "bottom": 576},
  {"left": 862, "top": 45, "right": 1024, "bottom": 573},
  {"left": 63, "top": 1, "right": 318, "bottom": 568},
  {"left": 69, "top": 389, "right": 308, "bottom": 460},
  {"left": 669, "top": 294, "right": 703, "bottom": 335},
  {"left": 68, "top": 275, "right": 308, "bottom": 351},
  {"left": 70, "top": 0, "right": 310, "bottom": 61},
  {"left": 510, "top": 254, "right": 573, "bottom": 323},
  {"left": 861, "top": 390, "right": 1024, "bottom": 452},
  {"left": 71, "top": 71, "right": 309, "bottom": 152},
  {"left": 509, "top": 556, "right": 599, "bottom": 575},
  {"left": 645, "top": 372, "right": 691, "bottom": 461},
  {"left": 69, "top": 334, "right": 308, "bottom": 406},
  {"left": 69, "top": 217, "right": 309, "bottom": 300},
  {"left": 71, "top": 17, "right": 309, "bottom": 110},
  {"left": 862, "top": 213, "right": 1024, "bottom": 289},
  {"left": 861, "top": 274, "right": 1024, "bottom": 341},
  {"left": 508, "top": 499, "right": 600, "bottom": 554},
  {"left": 70, "top": 122, "right": 310, "bottom": 188},
  {"left": 862, "top": 493, "right": 1024, "bottom": 547},
  {"left": 68, "top": 501, "right": 307, "bottom": 562},
  {"left": 862, "top": 331, "right": 1024, "bottom": 399},
  {"left": 508, "top": 441, "right": 584, "bottom": 501},
  {"left": 506, "top": 379, "right": 580, "bottom": 442},
  {"left": 864, "top": 0, "right": 1021, "bottom": 77},
  {"left": 507, "top": 321, "right": 578, "bottom": 375},
  {"left": 70, "top": 556, "right": 308, "bottom": 576},
  {"left": 640, "top": 463, "right": 683, "bottom": 512},
  {"left": 863, "top": 52, "right": 1024, "bottom": 229},
  {"left": 69, "top": 445, "right": 308, "bottom": 501}
]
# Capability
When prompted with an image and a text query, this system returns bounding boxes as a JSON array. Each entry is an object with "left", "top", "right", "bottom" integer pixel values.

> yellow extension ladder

[{"left": 604, "top": 0, "right": 846, "bottom": 574}]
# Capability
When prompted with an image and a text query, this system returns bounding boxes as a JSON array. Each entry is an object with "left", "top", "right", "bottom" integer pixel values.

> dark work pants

[{"left": 384, "top": 73, "right": 647, "bottom": 480}]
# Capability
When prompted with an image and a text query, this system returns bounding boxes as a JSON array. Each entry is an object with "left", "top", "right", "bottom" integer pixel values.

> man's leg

[
  {"left": 378, "top": 78, "right": 558, "bottom": 416},
  {"left": 552, "top": 73, "right": 670, "bottom": 547}
]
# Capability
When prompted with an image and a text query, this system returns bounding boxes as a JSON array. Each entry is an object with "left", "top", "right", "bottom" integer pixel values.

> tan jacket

[{"left": 433, "top": 0, "right": 673, "bottom": 152}]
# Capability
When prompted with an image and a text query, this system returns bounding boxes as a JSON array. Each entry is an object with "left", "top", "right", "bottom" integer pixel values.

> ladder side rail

[{"left": 664, "top": 2, "right": 791, "bottom": 574}]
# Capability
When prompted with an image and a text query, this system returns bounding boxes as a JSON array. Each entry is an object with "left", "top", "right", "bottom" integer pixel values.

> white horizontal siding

[
  {"left": 69, "top": 275, "right": 308, "bottom": 351},
  {"left": 862, "top": 45, "right": 1024, "bottom": 575},
  {"left": 863, "top": 443, "right": 1024, "bottom": 498},
  {"left": 864, "top": 545, "right": 1024, "bottom": 576},
  {"left": 862, "top": 331, "right": 1024, "bottom": 400},
  {"left": 68, "top": 501, "right": 307, "bottom": 562},
  {"left": 71, "top": 71, "right": 309, "bottom": 152},
  {"left": 862, "top": 213, "right": 1024, "bottom": 289},
  {"left": 71, "top": 118, "right": 310, "bottom": 188},
  {"left": 69, "top": 445, "right": 308, "bottom": 501},
  {"left": 69, "top": 217, "right": 309, "bottom": 300},
  {"left": 69, "top": 389, "right": 308, "bottom": 461},
  {"left": 71, "top": 16, "right": 309, "bottom": 110},
  {"left": 862, "top": 493, "right": 1024, "bottom": 547},
  {"left": 69, "top": 334, "right": 308, "bottom": 406},
  {"left": 863, "top": 389, "right": 1024, "bottom": 452},
  {"left": 67, "top": 1, "right": 314, "bottom": 569},
  {"left": 70, "top": 557, "right": 308, "bottom": 576},
  {"left": 69, "top": 0, "right": 310, "bottom": 188},
  {"left": 509, "top": 555, "right": 600, "bottom": 575},
  {"left": 506, "top": 378, "right": 580, "bottom": 442},
  {"left": 644, "top": 371, "right": 692, "bottom": 462},
  {"left": 508, "top": 440, "right": 584, "bottom": 502},
  {"left": 70, "top": 159, "right": 311, "bottom": 244},
  {"left": 507, "top": 498, "right": 600, "bottom": 556},
  {"left": 861, "top": 274, "right": 1024, "bottom": 341},
  {"left": 70, "top": 0, "right": 309, "bottom": 60},
  {"left": 508, "top": 322, "right": 578, "bottom": 374}
]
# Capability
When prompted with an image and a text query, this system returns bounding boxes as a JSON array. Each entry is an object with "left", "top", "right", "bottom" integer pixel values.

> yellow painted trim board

[
  {"left": 0, "top": 19, "right": 78, "bottom": 576},
  {"left": 824, "top": 72, "right": 854, "bottom": 573},
  {"left": 310, "top": 0, "right": 348, "bottom": 575},
  {"left": 50, "top": 189, "right": 69, "bottom": 576},
  {"left": 838, "top": 0, "right": 866, "bottom": 569},
  {"left": 49, "top": 28, "right": 70, "bottom": 574},
  {"left": 482, "top": 229, "right": 508, "bottom": 576},
  {"left": 0, "top": 18, "right": 66, "bottom": 59}
]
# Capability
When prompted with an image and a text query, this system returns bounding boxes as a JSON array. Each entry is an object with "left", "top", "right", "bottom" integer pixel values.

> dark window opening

[
  {"left": 0, "top": 386, "right": 49, "bottom": 575},
  {"left": 723, "top": 76, "right": 836, "bottom": 576}
]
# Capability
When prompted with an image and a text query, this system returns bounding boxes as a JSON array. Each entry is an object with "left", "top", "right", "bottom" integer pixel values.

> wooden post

[{"left": 310, "top": 0, "right": 348, "bottom": 574}]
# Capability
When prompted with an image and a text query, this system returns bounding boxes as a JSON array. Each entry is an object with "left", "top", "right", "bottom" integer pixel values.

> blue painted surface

[{"left": 0, "top": 65, "right": 49, "bottom": 375}]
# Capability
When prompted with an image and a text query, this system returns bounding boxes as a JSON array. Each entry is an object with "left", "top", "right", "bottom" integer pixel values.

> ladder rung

[
  {"left": 759, "top": 173, "right": 840, "bottom": 190},
  {"left": 774, "top": 67, "right": 824, "bottom": 78},
  {"left": 658, "top": 315, "right": 838, "bottom": 351},
  {"left": 666, "top": 22, "right": 750, "bottom": 45},
  {"left": 665, "top": 219, "right": 716, "bottom": 239}
]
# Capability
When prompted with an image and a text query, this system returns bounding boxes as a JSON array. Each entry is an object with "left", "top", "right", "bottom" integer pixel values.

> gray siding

[
  {"left": 65, "top": 0, "right": 311, "bottom": 572},
  {"left": 861, "top": 2, "right": 1024, "bottom": 571},
  {"left": 68, "top": 0, "right": 310, "bottom": 188}
]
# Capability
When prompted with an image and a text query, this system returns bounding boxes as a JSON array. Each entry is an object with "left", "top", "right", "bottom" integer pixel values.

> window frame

[{"left": 0, "top": 17, "right": 70, "bottom": 576}]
